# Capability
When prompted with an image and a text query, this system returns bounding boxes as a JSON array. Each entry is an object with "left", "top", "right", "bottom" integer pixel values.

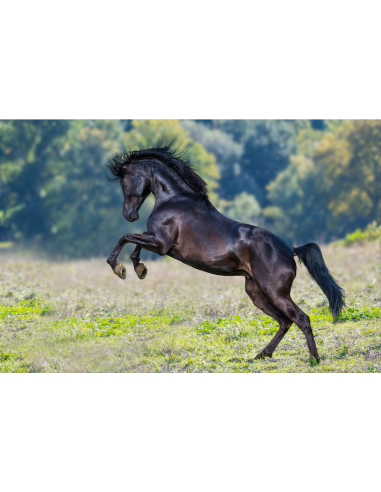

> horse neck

[{"left": 144, "top": 160, "right": 195, "bottom": 204}]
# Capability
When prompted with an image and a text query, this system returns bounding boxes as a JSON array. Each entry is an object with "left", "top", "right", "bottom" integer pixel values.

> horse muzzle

[{"left": 124, "top": 210, "right": 139, "bottom": 222}]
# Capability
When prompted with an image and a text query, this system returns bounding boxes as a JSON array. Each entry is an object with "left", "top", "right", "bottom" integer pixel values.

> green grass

[
  {"left": 1, "top": 296, "right": 380, "bottom": 373},
  {"left": 0, "top": 241, "right": 380, "bottom": 372}
]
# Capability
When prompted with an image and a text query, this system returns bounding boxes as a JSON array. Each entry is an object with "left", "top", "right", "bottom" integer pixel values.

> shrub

[{"left": 334, "top": 222, "right": 381, "bottom": 246}]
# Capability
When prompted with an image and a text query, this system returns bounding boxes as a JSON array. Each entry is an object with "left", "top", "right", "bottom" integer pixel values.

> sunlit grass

[{"left": 0, "top": 241, "right": 380, "bottom": 372}]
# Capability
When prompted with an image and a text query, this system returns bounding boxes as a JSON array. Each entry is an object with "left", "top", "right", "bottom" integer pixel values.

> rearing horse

[{"left": 106, "top": 144, "right": 345, "bottom": 362}]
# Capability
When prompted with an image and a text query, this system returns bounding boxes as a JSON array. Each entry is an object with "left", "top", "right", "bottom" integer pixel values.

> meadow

[{"left": 0, "top": 241, "right": 380, "bottom": 373}]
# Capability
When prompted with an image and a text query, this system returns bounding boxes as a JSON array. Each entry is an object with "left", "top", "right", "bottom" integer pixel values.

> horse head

[{"left": 113, "top": 160, "right": 151, "bottom": 222}]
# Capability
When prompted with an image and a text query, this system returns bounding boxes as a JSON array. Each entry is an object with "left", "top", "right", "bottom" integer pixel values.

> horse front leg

[
  {"left": 107, "top": 235, "right": 129, "bottom": 278},
  {"left": 107, "top": 232, "right": 159, "bottom": 279}
]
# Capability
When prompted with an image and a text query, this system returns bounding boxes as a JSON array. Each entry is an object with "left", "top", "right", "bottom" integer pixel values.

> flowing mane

[{"left": 106, "top": 143, "right": 210, "bottom": 203}]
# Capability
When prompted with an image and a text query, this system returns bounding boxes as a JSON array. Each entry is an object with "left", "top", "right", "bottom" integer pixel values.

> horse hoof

[
  {"left": 114, "top": 263, "right": 126, "bottom": 279},
  {"left": 254, "top": 351, "right": 272, "bottom": 360},
  {"left": 135, "top": 263, "right": 148, "bottom": 279}
]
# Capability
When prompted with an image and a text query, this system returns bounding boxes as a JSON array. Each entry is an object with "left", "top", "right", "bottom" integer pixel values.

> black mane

[{"left": 106, "top": 143, "right": 210, "bottom": 203}]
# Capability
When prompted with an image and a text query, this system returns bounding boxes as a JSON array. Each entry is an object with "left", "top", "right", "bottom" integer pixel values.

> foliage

[
  {"left": 0, "top": 120, "right": 127, "bottom": 257},
  {"left": 224, "top": 192, "right": 262, "bottom": 224},
  {"left": 333, "top": 221, "right": 381, "bottom": 246},
  {"left": 0, "top": 120, "right": 219, "bottom": 257},
  {"left": 181, "top": 120, "right": 307, "bottom": 205},
  {"left": 181, "top": 120, "right": 243, "bottom": 198},
  {"left": 264, "top": 120, "right": 381, "bottom": 243},
  {"left": 214, "top": 120, "right": 308, "bottom": 204},
  {"left": 0, "top": 120, "right": 71, "bottom": 241},
  {"left": 313, "top": 120, "right": 381, "bottom": 232},
  {"left": 265, "top": 154, "right": 331, "bottom": 243},
  {"left": 44, "top": 120, "right": 127, "bottom": 257},
  {"left": 1, "top": 119, "right": 380, "bottom": 255}
]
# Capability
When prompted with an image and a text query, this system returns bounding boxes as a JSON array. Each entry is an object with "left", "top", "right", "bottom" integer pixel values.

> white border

[
  {"left": 1, "top": 1, "right": 380, "bottom": 489},
  {"left": 1, "top": 1, "right": 380, "bottom": 118},
  {"left": 1, "top": 375, "right": 380, "bottom": 491}
]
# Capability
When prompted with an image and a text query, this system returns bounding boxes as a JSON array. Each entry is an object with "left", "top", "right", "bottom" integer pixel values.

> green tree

[
  {"left": 314, "top": 120, "right": 381, "bottom": 231},
  {"left": 0, "top": 119, "right": 221, "bottom": 257},
  {"left": 265, "top": 154, "right": 331, "bottom": 243},
  {"left": 226, "top": 192, "right": 262, "bottom": 225},
  {"left": 0, "top": 120, "right": 127, "bottom": 257},
  {"left": 209, "top": 120, "right": 309, "bottom": 204},
  {"left": 265, "top": 120, "right": 381, "bottom": 243},
  {"left": 2, "top": 119, "right": 377, "bottom": 255},
  {"left": 0, "top": 120, "right": 71, "bottom": 242},
  {"left": 181, "top": 120, "right": 243, "bottom": 199},
  {"left": 43, "top": 120, "right": 126, "bottom": 257}
]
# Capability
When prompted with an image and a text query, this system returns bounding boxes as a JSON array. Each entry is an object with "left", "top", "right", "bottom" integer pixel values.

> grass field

[{"left": 0, "top": 241, "right": 380, "bottom": 373}]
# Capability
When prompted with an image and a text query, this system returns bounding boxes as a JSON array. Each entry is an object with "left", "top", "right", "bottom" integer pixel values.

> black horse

[{"left": 106, "top": 144, "right": 345, "bottom": 362}]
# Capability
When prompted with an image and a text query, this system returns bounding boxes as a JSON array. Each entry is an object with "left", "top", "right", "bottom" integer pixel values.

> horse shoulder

[{"left": 146, "top": 205, "right": 182, "bottom": 256}]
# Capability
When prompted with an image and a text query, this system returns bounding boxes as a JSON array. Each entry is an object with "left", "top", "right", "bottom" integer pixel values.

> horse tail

[{"left": 293, "top": 243, "right": 345, "bottom": 321}]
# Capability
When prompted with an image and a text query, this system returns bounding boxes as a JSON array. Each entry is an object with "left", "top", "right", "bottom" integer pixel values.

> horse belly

[{"left": 167, "top": 246, "right": 245, "bottom": 277}]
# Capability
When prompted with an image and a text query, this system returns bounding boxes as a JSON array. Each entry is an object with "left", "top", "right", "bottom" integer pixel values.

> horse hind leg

[
  {"left": 245, "top": 278, "right": 293, "bottom": 359},
  {"left": 272, "top": 295, "right": 320, "bottom": 362},
  {"left": 253, "top": 275, "right": 320, "bottom": 362}
]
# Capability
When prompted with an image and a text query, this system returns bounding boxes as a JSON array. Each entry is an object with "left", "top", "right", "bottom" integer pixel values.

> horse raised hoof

[
  {"left": 113, "top": 263, "right": 127, "bottom": 279},
  {"left": 135, "top": 263, "right": 148, "bottom": 279}
]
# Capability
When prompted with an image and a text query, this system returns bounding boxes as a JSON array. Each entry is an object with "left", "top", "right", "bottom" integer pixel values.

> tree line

[{"left": 0, "top": 119, "right": 379, "bottom": 258}]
